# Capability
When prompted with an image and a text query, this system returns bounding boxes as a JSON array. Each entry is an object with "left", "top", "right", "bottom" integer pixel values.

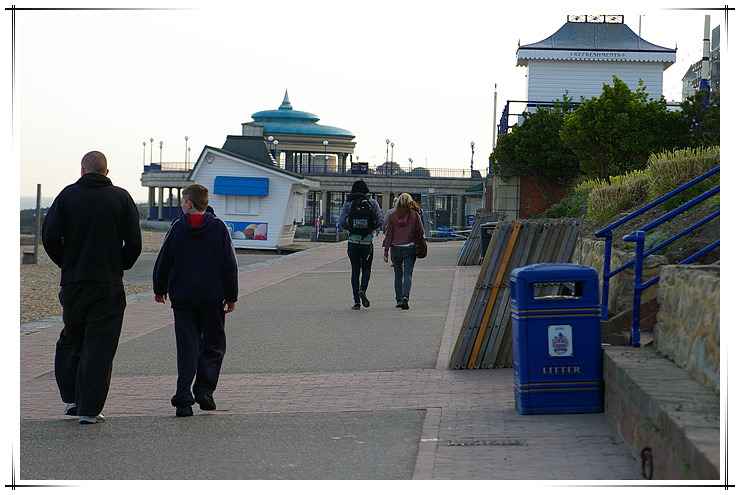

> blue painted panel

[{"left": 213, "top": 176, "right": 269, "bottom": 196}]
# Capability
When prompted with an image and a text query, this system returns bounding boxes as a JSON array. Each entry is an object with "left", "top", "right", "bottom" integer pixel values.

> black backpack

[{"left": 347, "top": 197, "right": 376, "bottom": 236}]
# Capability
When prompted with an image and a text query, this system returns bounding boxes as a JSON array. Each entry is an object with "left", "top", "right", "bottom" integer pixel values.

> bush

[
  {"left": 646, "top": 147, "right": 720, "bottom": 211},
  {"left": 538, "top": 146, "right": 719, "bottom": 224},
  {"left": 586, "top": 170, "right": 650, "bottom": 220}
]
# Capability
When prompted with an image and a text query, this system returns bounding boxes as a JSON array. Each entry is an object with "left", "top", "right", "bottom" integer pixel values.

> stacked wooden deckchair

[
  {"left": 449, "top": 218, "right": 580, "bottom": 369},
  {"left": 457, "top": 212, "right": 506, "bottom": 266}
]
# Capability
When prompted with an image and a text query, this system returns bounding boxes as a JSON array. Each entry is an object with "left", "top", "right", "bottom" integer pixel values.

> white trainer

[{"left": 79, "top": 414, "right": 105, "bottom": 424}]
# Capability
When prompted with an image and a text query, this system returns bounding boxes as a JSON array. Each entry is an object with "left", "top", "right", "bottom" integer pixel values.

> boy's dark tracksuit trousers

[{"left": 171, "top": 306, "right": 226, "bottom": 407}]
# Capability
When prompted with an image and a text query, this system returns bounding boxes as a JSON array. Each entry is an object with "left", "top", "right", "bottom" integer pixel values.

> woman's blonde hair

[{"left": 395, "top": 193, "right": 419, "bottom": 219}]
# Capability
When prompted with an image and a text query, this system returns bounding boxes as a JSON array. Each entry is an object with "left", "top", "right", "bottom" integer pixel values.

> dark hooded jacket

[
  {"left": 152, "top": 212, "right": 238, "bottom": 309},
  {"left": 338, "top": 192, "right": 383, "bottom": 236},
  {"left": 42, "top": 172, "right": 142, "bottom": 286}
]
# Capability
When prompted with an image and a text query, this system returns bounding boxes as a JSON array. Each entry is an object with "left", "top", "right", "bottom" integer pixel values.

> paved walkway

[{"left": 19, "top": 237, "right": 642, "bottom": 481}]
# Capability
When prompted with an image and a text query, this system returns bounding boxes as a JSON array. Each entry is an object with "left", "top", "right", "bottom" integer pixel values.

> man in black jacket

[{"left": 42, "top": 151, "right": 142, "bottom": 424}]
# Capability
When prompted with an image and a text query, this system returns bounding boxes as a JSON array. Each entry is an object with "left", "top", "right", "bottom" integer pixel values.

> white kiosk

[{"left": 189, "top": 145, "right": 318, "bottom": 250}]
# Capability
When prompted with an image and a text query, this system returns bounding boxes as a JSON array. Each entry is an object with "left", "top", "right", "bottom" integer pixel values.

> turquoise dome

[{"left": 250, "top": 91, "right": 355, "bottom": 139}]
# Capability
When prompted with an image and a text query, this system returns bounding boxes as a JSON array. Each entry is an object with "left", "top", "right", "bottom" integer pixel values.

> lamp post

[
  {"left": 187, "top": 147, "right": 191, "bottom": 166},
  {"left": 159, "top": 140, "right": 163, "bottom": 165},
  {"left": 184, "top": 136, "right": 189, "bottom": 167},
  {"left": 390, "top": 142, "right": 395, "bottom": 174},
  {"left": 268, "top": 135, "right": 274, "bottom": 157},
  {"left": 385, "top": 138, "right": 390, "bottom": 174},
  {"left": 142, "top": 141, "right": 146, "bottom": 166},
  {"left": 150, "top": 137, "right": 153, "bottom": 164},
  {"left": 323, "top": 140, "right": 328, "bottom": 172},
  {"left": 470, "top": 141, "right": 475, "bottom": 175},
  {"left": 408, "top": 157, "right": 413, "bottom": 173},
  {"left": 273, "top": 140, "right": 279, "bottom": 166}
]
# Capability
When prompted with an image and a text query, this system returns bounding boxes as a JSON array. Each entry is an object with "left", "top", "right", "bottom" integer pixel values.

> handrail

[
  {"left": 596, "top": 166, "right": 719, "bottom": 347},
  {"left": 595, "top": 167, "right": 719, "bottom": 237},
  {"left": 144, "top": 162, "right": 192, "bottom": 171},
  {"left": 497, "top": 99, "right": 682, "bottom": 137}
]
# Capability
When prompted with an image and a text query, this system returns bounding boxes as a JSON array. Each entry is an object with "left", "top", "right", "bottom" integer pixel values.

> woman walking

[{"left": 382, "top": 193, "right": 424, "bottom": 309}]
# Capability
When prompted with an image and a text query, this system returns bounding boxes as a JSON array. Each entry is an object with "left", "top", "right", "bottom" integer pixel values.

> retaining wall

[{"left": 654, "top": 265, "right": 720, "bottom": 394}]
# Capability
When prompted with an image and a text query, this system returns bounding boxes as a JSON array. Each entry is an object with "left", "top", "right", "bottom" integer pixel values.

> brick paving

[{"left": 20, "top": 238, "right": 642, "bottom": 480}]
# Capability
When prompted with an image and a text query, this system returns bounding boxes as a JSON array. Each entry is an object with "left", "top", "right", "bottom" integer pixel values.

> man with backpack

[{"left": 338, "top": 180, "right": 384, "bottom": 310}]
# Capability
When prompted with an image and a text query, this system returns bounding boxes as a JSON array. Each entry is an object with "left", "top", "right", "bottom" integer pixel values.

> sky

[{"left": 6, "top": 0, "right": 734, "bottom": 206}]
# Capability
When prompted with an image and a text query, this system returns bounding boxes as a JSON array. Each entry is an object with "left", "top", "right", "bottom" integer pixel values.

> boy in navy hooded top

[{"left": 153, "top": 184, "right": 238, "bottom": 417}]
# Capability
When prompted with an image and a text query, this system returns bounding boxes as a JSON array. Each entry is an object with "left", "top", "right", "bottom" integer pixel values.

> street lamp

[
  {"left": 184, "top": 136, "right": 189, "bottom": 167},
  {"left": 150, "top": 137, "right": 154, "bottom": 164},
  {"left": 470, "top": 141, "right": 475, "bottom": 175},
  {"left": 159, "top": 140, "right": 163, "bottom": 164},
  {"left": 268, "top": 135, "right": 274, "bottom": 157},
  {"left": 408, "top": 157, "right": 413, "bottom": 173},
  {"left": 323, "top": 140, "right": 328, "bottom": 172},
  {"left": 273, "top": 140, "right": 279, "bottom": 166},
  {"left": 142, "top": 141, "right": 146, "bottom": 166},
  {"left": 390, "top": 142, "right": 395, "bottom": 174},
  {"left": 187, "top": 147, "right": 191, "bottom": 166},
  {"left": 385, "top": 138, "right": 390, "bottom": 174}
]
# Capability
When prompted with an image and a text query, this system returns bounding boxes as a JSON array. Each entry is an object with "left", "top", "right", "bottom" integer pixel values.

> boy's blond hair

[{"left": 182, "top": 184, "right": 209, "bottom": 212}]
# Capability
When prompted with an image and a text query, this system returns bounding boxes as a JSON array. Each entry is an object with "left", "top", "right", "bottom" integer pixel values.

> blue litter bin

[{"left": 510, "top": 263, "right": 603, "bottom": 415}]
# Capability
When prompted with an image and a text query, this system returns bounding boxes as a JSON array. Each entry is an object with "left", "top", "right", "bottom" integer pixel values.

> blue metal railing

[
  {"left": 497, "top": 99, "right": 682, "bottom": 138},
  {"left": 143, "top": 162, "right": 192, "bottom": 172},
  {"left": 144, "top": 160, "right": 482, "bottom": 179},
  {"left": 286, "top": 164, "right": 482, "bottom": 179},
  {"left": 595, "top": 166, "right": 719, "bottom": 347}
]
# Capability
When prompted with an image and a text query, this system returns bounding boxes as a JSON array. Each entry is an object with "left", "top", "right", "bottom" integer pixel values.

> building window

[
  {"left": 225, "top": 194, "right": 256, "bottom": 215},
  {"left": 328, "top": 192, "right": 347, "bottom": 226},
  {"left": 305, "top": 191, "right": 321, "bottom": 225},
  {"left": 434, "top": 195, "right": 454, "bottom": 228}
]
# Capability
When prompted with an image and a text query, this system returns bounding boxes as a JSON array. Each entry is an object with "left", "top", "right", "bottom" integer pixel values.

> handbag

[{"left": 412, "top": 212, "right": 427, "bottom": 259}]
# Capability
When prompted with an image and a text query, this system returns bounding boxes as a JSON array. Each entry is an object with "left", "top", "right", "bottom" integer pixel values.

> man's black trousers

[{"left": 55, "top": 281, "right": 126, "bottom": 417}]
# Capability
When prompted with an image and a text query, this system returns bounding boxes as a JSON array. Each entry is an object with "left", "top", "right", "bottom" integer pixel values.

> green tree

[
  {"left": 490, "top": 95, "right": 580, "bottom": 185},
  {"left": 560, "top": 76, "right": 688, "bottom": 181},
  {"left": 681, "top": 89, "right": 720, "bottom": 147}
]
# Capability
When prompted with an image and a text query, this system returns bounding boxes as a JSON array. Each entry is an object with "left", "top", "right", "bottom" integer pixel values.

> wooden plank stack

[
  {"left": 457, "top": 212, "right": 506, "bottom": 266},
  {"left": 449, "top": 218, "right": 580, "bottom": 369}
]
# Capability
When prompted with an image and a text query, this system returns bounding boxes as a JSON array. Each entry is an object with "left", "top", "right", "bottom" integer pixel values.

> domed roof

[{"left": 249, "top": 90, "right": 355, "bottom": 139}]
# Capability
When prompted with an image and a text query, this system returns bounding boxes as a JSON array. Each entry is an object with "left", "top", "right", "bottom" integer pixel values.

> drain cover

[{"left": 443, "top": 438, "right": 523, "bottom": 447}]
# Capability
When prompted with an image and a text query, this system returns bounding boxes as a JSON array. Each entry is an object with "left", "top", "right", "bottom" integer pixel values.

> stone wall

[
  {"left": 573, "top": 237, "right": 668, "bottom": 316},
  {"left": 654, "top": 265, "right": 720, "bottom": 393},
  {"left": 575, "top": 237, "right": 720, "bottom": 392}
]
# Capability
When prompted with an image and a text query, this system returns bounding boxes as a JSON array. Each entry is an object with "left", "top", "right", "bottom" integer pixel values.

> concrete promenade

[{"left": 19, "top": 237, "right": 642, "bottom": 482}]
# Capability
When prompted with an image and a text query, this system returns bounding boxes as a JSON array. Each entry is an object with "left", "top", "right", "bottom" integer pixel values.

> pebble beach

[{"left": 19, "top": 230, "right": 167, "bottom": 325}]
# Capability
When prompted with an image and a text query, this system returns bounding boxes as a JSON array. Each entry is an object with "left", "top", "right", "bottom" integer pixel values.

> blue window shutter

[{"left": 213, "top": 176, "right": 269, "bottom": 196}]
